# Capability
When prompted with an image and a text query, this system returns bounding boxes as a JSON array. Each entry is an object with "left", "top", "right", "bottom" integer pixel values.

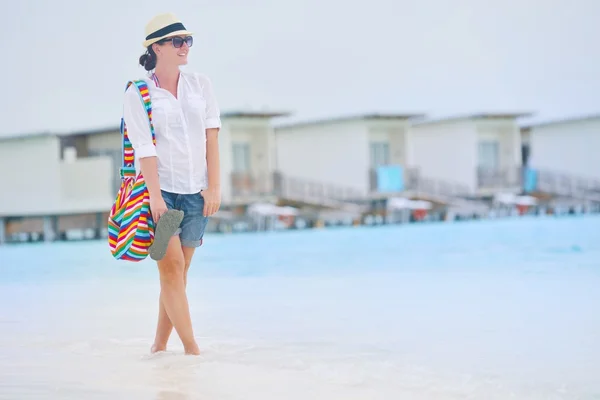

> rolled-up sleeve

[
  {"left": 201, "top": 75, "right": 221, "bottom": 129},
  {"left": 123, "top": 85, "right": 157, "bottom": 159}
]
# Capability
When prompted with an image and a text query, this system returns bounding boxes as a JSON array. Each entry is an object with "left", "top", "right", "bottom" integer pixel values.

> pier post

[
  {"left": 43, "top": 216, "right": 56, "bottom": 242},
  {"left": 0, "top": 218, "right": 5, "bottom": 245},
  {"left": 95, "top": 212, "right": 104, "bottom": 239}
]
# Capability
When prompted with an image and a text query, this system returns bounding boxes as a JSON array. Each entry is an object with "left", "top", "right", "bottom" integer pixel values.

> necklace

[{"left": 151, "top": 72, "right": 161, "bottom": 88}]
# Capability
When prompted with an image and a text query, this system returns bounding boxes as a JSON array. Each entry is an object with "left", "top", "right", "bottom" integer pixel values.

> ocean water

[{"left": 0, "top": 215, "right": 599, "bottom": 399}]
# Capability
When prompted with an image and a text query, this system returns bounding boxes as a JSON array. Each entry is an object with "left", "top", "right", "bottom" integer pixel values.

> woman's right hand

[{"left": 150, "top": 195, "right": 169, "bottom": 222}]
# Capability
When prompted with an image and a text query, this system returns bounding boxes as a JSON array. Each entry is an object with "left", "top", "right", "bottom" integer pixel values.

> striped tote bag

[{"left": 107, "top": 80, "right": 156, "bottom": 261}]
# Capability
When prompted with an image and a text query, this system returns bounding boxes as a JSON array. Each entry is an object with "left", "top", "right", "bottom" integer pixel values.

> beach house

[
  {"left": 274, "top": 113, "right": 425, "bottom": 201},
  {"left": 521, "top": 114, "right": 600, "bottom": 199},
  {"left": 57, "top": 111, "right": 288, "bottom": 206},
  {"left": 0, "top": 132, "right": 114, "bottom": 243},
  {"left": 218, "top": 111, "right": 289, "bottom": 204},
  {"left": 407, "top": 113, "right": 529, "bottom": 196},
  {"left": 524, "top": 114, "right": 600, "bottom": 179},
  {"left": 0, "top": 110, "right": 290, "bottom": 243}
]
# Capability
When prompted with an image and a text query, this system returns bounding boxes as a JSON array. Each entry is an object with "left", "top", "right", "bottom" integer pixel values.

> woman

[{"left": 123, "top": 12, "right": 221, "bottom": 355}]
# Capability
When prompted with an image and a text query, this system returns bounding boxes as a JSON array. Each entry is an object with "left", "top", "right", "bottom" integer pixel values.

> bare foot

[
  {"left": 184, "top": 344, "right": 201, "bottom": 356},
  {"left": 151, "top": 344, "right": 167, "bottom": 354}
]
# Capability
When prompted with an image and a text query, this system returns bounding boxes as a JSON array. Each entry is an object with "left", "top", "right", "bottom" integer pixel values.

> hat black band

[{"left": 146, "top": 22, "right": 187, "bottom": 41}]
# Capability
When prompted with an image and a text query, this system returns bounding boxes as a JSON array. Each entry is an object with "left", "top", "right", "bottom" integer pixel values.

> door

[{"left": 477, "top": 140, "right": 500, "bottom": 186}]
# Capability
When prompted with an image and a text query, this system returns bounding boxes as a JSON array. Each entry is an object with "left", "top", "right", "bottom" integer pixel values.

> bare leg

[
  {"left": 151, "top": 236, "right": 199, "bottom": 355},
  {"left": 152, "top": 244, "right": 197, "bottom": 353}
]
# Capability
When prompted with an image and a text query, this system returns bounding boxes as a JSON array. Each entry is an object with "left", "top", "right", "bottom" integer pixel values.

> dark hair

[{"left": 139, "top": 45, "right": 158, "bottom": 71}]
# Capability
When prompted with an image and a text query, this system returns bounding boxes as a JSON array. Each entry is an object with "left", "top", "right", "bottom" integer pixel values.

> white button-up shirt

[{"left": 123, "top": 71, "right": 221, "bottom": 194}]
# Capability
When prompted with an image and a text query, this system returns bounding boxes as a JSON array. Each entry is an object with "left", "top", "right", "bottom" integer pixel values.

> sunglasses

[{"left": 161, "top": 36, "right": 193, "bottom": 48}]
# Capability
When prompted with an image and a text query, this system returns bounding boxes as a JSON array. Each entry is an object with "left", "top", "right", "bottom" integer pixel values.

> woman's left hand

[{"left": 201, "top": 187, "right": 221, "bottom": 217}]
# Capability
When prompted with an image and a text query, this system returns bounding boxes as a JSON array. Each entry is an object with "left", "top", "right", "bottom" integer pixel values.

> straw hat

[{"left": 142, "top": 13, "right": 193, "bottom": 48}]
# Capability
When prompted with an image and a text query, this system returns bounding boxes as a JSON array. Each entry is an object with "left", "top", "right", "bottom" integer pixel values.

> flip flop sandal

[{"left": 149, "top": 209, "right": 184, "bottom": 261}]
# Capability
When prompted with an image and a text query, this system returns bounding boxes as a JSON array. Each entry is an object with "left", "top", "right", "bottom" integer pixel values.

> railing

[
  {"left": 368, "top": 166, "right": 488, "bottom": 215},
  {"left": 477, "top": 166, "right": 522, "bottom": 189},
  {"left": 368, "top": 166, "right": 472, "bottom": 198},
  {"left": 412, "top": 177, "right": 471, "bottom": 197},
  {"left": 401, "top": 168, "right": 471, "bottom": 198},
  {"left": 274, "top": 172, "right": 364, "bottom": 204},
  {"left": 533, "top": 168, "right": 600, "bottom": 201},
  {"left": 233, "top": 166, "right": 538, "bottom": 210},
  {"left": 230, "top": 172, "right": 365, "bottom": 210}
]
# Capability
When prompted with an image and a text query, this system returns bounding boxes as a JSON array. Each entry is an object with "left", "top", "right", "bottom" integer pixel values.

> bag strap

[{"left": 119, "top": 79, "right": 156, "bottom": 180}]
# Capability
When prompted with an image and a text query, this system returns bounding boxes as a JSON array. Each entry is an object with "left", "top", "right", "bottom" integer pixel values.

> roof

[
  {"left": 412, "top": 112, "right": 534, "bottom": 127},
  {"left": 56, "top": 110, "right": 294, "bottom": 138},
  {"left": 520, "top": 113, "right": 600, "bottom": 129},
  {"left": 221, "top": 110, "right": 292, "bottom": 119},
  {"left": 0, "top": 131, "right": 55, "bottom": 142},
  {"left": 275, "top": 113, "right": 426, "bottom": 130},
  {"left": 60, "top": 125, "right": 120, "bottom": 137}
]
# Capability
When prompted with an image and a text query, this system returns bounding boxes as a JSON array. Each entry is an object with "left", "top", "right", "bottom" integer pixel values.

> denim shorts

[{"left": 161, "top": 190, "right": 209, "bottom": 248}]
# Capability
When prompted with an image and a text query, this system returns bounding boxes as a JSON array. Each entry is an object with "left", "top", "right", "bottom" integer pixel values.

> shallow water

[{"left": 1, "top": 215, "right": 599, "bottom": 399}]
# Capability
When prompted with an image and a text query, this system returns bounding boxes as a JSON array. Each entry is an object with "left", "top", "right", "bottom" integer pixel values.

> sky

[{"left": 0, "top": 0, "right": 599, "bottom": 136}]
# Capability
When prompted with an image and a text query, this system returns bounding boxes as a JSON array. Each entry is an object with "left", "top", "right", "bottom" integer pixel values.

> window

[
  {"left": 521, "top": 144, "right": 530, "bottom": 166},
  {"left": 369, "top": 142, "right": 390, "bottom": 168},
  {"left": 478, "top": 140, "right": 500, "bottom": 170},
  {"left": 232, "top": 143, "right": 251, "bottom": 172}
]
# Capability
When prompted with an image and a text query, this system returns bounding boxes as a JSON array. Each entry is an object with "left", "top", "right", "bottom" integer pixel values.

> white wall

[
  {"left": 368, "top": 123, "right": 409, "bottom": 166},
  {"left": 59, "top": 156, "right": 115, "bottom": 213},
  {"left": 275, "top": 121, "right": 370, "bottom": 194},
  {"left": 407, "top": 120, "right": 478, "bottom": 191},
  {"left": 388, "top": 128, "right": 408, "bottom": 166},
  {"left": 0, "top": 135, "right": 62, "bottom": 216},
  {"left": 529, "top": 118, "right": 600, "bottom": 180},
  {"left": 0, "top": 134, "right": 116, "bottom": 216},
  {"left": 87, "top": 131, "right": 121, "bottom": 153}
]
